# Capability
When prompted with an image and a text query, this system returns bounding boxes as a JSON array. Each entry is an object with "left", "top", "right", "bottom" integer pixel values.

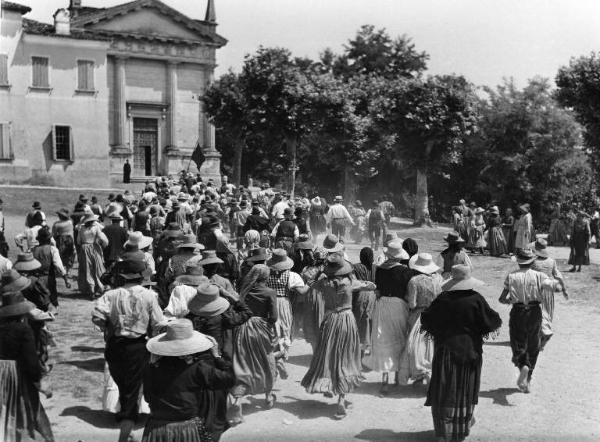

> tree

[
  {"left": 203, "top": 71, "right": 249, "bottom": 186},
  {"left": 371, "top": 75, "right": 479, "bottom": 225},
  {"left": 556, "top": 53, "right": 600, "bottom": 181}
]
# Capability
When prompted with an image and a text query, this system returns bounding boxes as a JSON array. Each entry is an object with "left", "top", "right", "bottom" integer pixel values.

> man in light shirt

[
  {"left": 499, "top": 249, "right": 553, "bottom": 393},
  {"left": 326, "top": 196, "right": 354, "bottom": 241},
  {"left": 271, "top": 194, "right": 290, "bottom": 222}
]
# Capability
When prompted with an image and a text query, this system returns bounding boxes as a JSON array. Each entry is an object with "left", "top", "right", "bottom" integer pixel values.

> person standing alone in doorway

[{"left": 123, "top": 159, "right": 131, "bottom": 184}]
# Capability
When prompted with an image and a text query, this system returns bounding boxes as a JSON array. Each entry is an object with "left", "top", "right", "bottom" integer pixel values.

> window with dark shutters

[
  {"left": 0, "top": 123, "right": 12, "bottom": 160},
  {"left": 32, "top": 56, "right": 49, "bottom": 88},
  {"left": 52, "top": 125, "right": 73, "bottom": 161}
]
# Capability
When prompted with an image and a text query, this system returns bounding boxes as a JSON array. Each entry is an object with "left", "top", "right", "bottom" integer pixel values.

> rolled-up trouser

[
  {"left": 331, "top": 219, "right": 346, "bottom": 240},
  {"left": 509, "top": 303, "right": 541, "bottom": 379},
  {"left": 105, "top": 335, "right": 149, "bottom": 422}
]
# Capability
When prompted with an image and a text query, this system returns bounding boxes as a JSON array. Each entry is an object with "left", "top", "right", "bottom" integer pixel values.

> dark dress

[
  {"left": 421, "top": 290, "right": 501, "bottom": 441},
  {"left": 352, "top": 263, "right": 376, "bottom": 352},
  {"left": 501, "top": 215, "right": 515, "bottom": 253},
  {"left": 231, "top": 284, "right": 278, "bottom": 397},
  {"left": 568, "top": 219, "right": 591, "bottom": 266},
  {"left": 143, "top": 353, "right": 235, "bottom": 442},
  {"left": 0, "top": 320, "right": 54, "bottom": 442},
  {"left": 486, "top": 215, "right": 507, "bottom": 257},
  {"left": 309, "top": 203, "right": 327, "bottom": 237}
]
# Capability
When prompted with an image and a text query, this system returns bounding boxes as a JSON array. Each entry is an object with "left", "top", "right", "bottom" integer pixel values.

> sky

[{"left": 15, "top": 0, "right": 600, "bottom": 88}]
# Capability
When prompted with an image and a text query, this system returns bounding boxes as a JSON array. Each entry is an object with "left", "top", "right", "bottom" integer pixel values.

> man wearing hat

[
  {"left": 32, "top": 227, "right": 66, "bottom": 310},
  {"left": 243, "top": 203, "right": 270, "bottom": 235},
  {"left": 164, "top": 233, "right": 204, "bottom": 285},
  {"left": 270, "top": 194, "right": 290, "bottom": 222},
  {"left": 326, "top": 196, "right": 355, "bottom": 241},
  {"left": 366, "top": 200, "right": 386, "bottom": 250},
  {"left": 92, "top": 259, "right": 166, "bottom": 442},
  {"left": 103, "top": 210, "right": 128, "bottom": 269},
  {"left": 499, "top": 249, "right": 553, "bottom": 393},
  {"left": 271, "top": 208, "right": 299, "bottom": 253},
  {"left": 164, "top": 262, "right": 210, "bottom": 319},
  {"left": 25, "top": 201, "right": 46, "bottom": 228},
  {"left": 440, "top": 232, "right": 472, "bottom": 278}
]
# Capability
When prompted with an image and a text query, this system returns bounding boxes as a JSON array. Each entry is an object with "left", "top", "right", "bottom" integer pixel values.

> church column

[
  {"left": 167, "top": 60, "right": 179, "bottom": 151},
  {"left": 199, "top": 68, "right": 221, "bottom": 184},
  {"left": 112, "top": 55, "right": 129, "bottom": 153},
  {"left": 202, "top": 70, "right": 216, "bottom": 152}
]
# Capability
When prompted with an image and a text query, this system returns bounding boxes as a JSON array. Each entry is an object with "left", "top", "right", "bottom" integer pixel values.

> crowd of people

[{"left": 0, "top": 173, "right": 578, "bottom": 442}]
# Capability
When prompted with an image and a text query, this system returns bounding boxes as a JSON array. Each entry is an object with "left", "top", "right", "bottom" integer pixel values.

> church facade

[{"left": 0, "top": 0, "right": 225, "bottom": 187}]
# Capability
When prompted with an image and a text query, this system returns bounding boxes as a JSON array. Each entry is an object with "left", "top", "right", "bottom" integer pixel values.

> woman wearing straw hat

[
  {"left": 92, "top": 259, "right": 166, "bottom": 442},
  {"left": 421, "top": 265, "right": 501, "bottom": 442},
  {"left": 499, "top": 249, "right": 553, "bottom": 393},
  {"left": 398, "top": 253, "right": 443, "bottom": 385},
  {"left": 363, "top": 239, "right": 414, "bottom": 395},
  {"left": 76, "top": 213, "right": 108, "bottom": 299},
  {"left": 514, "top": 203, "right": 533, "bottom": 252},
  {"left": 301, "top": 254, "right": 366, "bottom": 419},
  {"left": 142, "top": 319, "right": 234, "bottom": 442},
  {"left": 530, "top": 238, "right": 569, "bottom": 350},
  {"left": 486, "top": 206, "right": 508, "bottom": 257},
  {"left": 52, "top": 208, "right": 75, "bottom": 282},
  {"left": 164, "top": 233, "right": 204, "bottom": 285},
  {"left": 468, "top": 207, "right": 486, "bottom": 255},
  {"left": 230, "top": 264, "right": 278, "bottom": 425},
  {"left": 0, "top": 292, "right": 54, "bottom": 442},
  {"left": 266, "top": 249, "right": 308, "bottom": 379}
]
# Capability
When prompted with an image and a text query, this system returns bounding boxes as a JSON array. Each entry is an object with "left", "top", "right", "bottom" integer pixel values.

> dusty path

[{"left": 1, "top": 213, "right": 598, "bottom": 441}]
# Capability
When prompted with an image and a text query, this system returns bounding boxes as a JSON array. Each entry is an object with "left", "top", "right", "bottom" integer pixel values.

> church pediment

[{"left": 72, "top": 0, "right": 226, "bottom": 46}]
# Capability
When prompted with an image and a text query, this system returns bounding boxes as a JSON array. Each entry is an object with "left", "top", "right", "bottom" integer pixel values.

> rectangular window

[
  {"left": 0, "top": 54, "right": 8, "bottom": 85},
  {"left": 77, "top": 60, "right": 94, "bottom": 90},
  {"left": 32, "top": 56, "right": 49, "bottom": 88},
  {"left": 0, "top": 123, "right": 12, "bottom": 159},
  {"left": 52, "top": 125, "right": 72, "bottom": 161}
]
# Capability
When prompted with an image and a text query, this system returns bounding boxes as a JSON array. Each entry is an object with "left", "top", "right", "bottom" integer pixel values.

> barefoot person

[
  {"left": 421, "top": 265, "right": 501, "bottom": 442},
  {"left": 499, "top": 249, "right": 552, "bottom": 393}
]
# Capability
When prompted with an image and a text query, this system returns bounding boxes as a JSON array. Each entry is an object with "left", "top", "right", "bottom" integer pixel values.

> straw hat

[
  {"left": 409, "top": 253, "right": 440, "bottom": 274},
  {"left": 174, "top": 273, "right": 208, "bottom": 287},
  {"left": 124, "top": 231, "right": 153, "bottom": 250},
  {"left": 323, "top": 254, "right": 353, "bottom": 277},
  {"left": 56, "top": 208, "right": 70, "bottom": 220},
  {"left": 106, "top": 207, "right": 123, "bottom": 220},
  {"left": 81, "top": 213, "right": 99, "bottom": 224},
  {"left": 385, "top": 239, "right": 409, "bottom": 260},
  {"left": 322, "top": 234, "right": 344, "bottom": 253},
  {"left": 489, "top": 206, "right": 500, "bottom": 215},
  {"left": 515, "top": 249, "right": 536, "bottom": 265},
  {"left": 444, "top": 232, "right": 465, "bottom": 245},
  {"left": 519, "top": 203, "right": 530, "bottom": 213},
  {"left": 442, "top": 265, "right": 483, "bottom": 292},
  {"left": 177, "top": 192, "right": 189, "bottom": 202},
  {"left": 197, "top": 250, "right": 224, "bottom": 266},
  {"left": 474, "top": 207, "right": 485, "bottom": 215},
  {"left": 163, "top": 223, "right": 182, "bottom": 238},
  {"left": 188, "top": 283, "right": 230, "bottom": 316},
  {"left": 0, "top": 269, "right": 32, "bottom": 293},
  {"left": 146, "top": 318, "right": 213, "bottom": 357},
  {"left": 531, "top": 238, "right": 549, "bottom": 258},
  {"left": 266, "top": 249, "right": 294, "bottom": 271},
  {"left": 13, "top": 253, "right": 42, "bottom": 273},
  {"left": 0, "top": 292, "right": 36, "bottom": 318},
  {"left": 334, "top": 195, "right": 343, "bottom": 202},
  {"left": 176, "top": 234, "right": 204, "bottom": 251},
  {"left": 246, "top": 247, "right": 268, "bottom": 263}
]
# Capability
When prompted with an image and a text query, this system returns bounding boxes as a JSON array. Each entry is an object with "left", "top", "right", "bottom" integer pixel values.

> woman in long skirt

[
  {"left": 76, "top": 214, "right": 108, "bottom": 298},
  {"left": 301, "top": 247, "right": 327, "bottom": 352},
  {"left": 421, "top": 265, "right": 502, "bottom": 442},
  {"left": 568, "top": 212, "right": 591, "bottom": 272},
  {"left": 468, "top": 208, "right": 486, "bottom": 254},
  {"left": 231, "top": 265, "right": 278, "bottom": 424},
  {"left": 501, "top": 208, "right": 515, "bottom": 253},
  {"left": 52, "top": 208, "right": 75, "bottom": 284},
  {"left": 398, "top": 253, "right": 442, "bottom": 385},
  {"left": 309, "top": 197, "right": 327, "bottom": 238},
  {"left": 301, "top": 255, "right": 364, "bottom": 419},
  {"left": 530, "top": 239, "right": 569, "bottom": 350},
  {"left": 352, "top": 247, "right": 377, "bottom": 357},
  {"left": 486, "top": 207, "right": 507, "bottom": 257}
]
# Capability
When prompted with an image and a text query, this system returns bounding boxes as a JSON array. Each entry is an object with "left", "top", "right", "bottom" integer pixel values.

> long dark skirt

[
  {"left": 0, "top": 359, "right": 54, "bottom": 442},
  {"left": 142, "top": 417, "right": 212, "bottom": 442},
  {"left": 56, "top": 234, "right": 75, "bottom": 270},
  {"left": 351, "top": 290, "right": 376, "bottom": 352},
  {"left": 425, "top": 346, "right": 481, "bottom": 441},
  {"left": 301, "top": 309, "right": 363, "bottom": 395},
  {"left": 487, "top": 227, "right": 507, "bottom": 257},
  {"left": 231, "top": 317, "right": 277, "bottom": 397},
  {"left": 77, "top": 243, "right": 105, "bottom": 296},
  {"left": 105, "top": 336, "right": 149, "bottom": 422},
  {"left": 302, "top": 287, "right": 325, "bottom": 350}
]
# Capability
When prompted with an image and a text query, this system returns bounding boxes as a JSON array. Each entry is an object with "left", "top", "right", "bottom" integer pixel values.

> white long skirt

[
  {"left": 363, "top": 297, "right": 409, "bottom": 372},
  {"left": 398, "top": 314, "right": 434, "bottom": 383}
]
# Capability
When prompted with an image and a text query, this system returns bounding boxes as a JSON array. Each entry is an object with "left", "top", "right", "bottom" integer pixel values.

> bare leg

[
  {"left": 380, "top": 372, "right": 389, "bottom": 395},
  {"left": 231, "top": 397, "right": 243, "bottom": 425}
]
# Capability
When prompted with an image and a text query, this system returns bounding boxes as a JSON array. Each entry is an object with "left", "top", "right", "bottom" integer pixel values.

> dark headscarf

[
  {"left": 359, "top": 247, "right": 374, "bottom": 267},
  {"left": 402, "top": 238, "right": 418, "bottom": 258}
]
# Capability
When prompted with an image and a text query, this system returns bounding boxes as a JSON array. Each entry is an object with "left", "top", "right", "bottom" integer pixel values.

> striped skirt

[
  {"left": 302, "top": 287, "right": 325, "bottom": 349},
  {"left": 232, "top": 317, "right": 277, "bottom": 397},
  {"left": 77, "top": 243, "right": 105, "bottom": 296},
  {"left": 540, "top": 285, "right": 555, "bottom": 337},
  {"left": 301, "top": 309, "right": 363, "bottom": 395},
  {"left": 142, "top": 417, "right": 212, "bottom": 442},
  {"left": 275, "top": 297, "right": 293, "bottom": 351},
  {"left": 363, "top": 297, "right": 409, "bottom": 372},
  {"left": 0, "top": 359, "right": 54, "bottom": 442}
]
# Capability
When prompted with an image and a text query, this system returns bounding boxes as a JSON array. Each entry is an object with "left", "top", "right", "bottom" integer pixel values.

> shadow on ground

[
  {"left": 242, "top": 396, "right": 339, "bottom": 421},
  {"left": 60, "top": 406, "right": 148, "bottom": 429},
  {"left": 71, "top": 345, "right": 105, "bottom": 353},
  {"left": 287, "top": 353, "right": 312, "bottom": 368},
  {"left": 62, "top": 357, "right": 105, "bottom": 372},
  {"left": 484, "top": 340, "right": 511, "bottom": 347},
  {"left": 354, "top": 428, "right": 434, "bottom": 441},
  {"left": 479, "top": 387, "right": 520, "bottom": 406}
]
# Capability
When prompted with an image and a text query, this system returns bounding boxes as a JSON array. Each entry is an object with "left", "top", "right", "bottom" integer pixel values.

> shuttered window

[
  {"left": 0, "top": 54, "right": 8, "bottom": 85},
  {"left": 0, "top": 123, "right": 12, "bottom": 160},
  {"left": 77, "top": 60, "right": 94, "bottom": 90},
  {"left": 52, "top": 125, "right": 73, "bottom": 161},
  {"left": 32, "top": 56, "right": 49, "bottom": 88}
]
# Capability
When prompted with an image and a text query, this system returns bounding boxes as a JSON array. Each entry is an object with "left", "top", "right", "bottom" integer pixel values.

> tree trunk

[
  {"left": 414, "top": 167, "right": 431, "bottom": 226},
  {"left": 232, "top": 140, "right": 244, "bottom": 187},
  {"left": 343, "top": 165, "right": 358, "bottom": 203}
]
